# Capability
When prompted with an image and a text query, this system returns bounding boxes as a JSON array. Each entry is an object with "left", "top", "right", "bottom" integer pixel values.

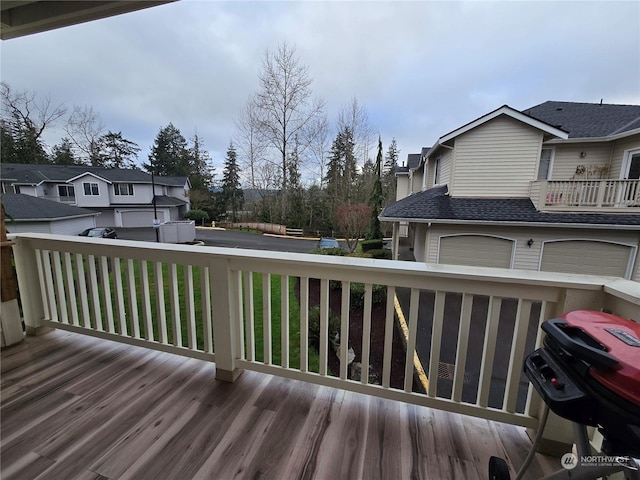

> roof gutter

[
  {"left": 544, "top": 127, "right": 640, "bottom": 144},
  {"left": 379, "top": 216, "right": 640, "bottom": 231}
]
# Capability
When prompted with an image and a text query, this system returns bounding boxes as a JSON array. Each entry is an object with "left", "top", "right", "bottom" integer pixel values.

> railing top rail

[{"left": 10, "top": 233, "right": 634, "bottom": 295}]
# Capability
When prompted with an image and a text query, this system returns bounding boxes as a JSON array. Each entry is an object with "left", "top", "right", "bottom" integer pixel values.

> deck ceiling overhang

[{"left": 1, "top": 1, "right": 176, "bottom": 40}]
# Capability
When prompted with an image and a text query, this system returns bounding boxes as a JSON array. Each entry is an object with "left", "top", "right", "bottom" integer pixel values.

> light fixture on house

[
  {"left": 527, "top": 239, "right": 534, "bottom": 248},
  {"left": 579, "top": 151, "right": 587, "bottom": 158}
]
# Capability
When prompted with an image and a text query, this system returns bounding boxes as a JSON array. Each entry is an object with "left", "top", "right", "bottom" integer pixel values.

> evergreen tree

[
  {"left": 383, "top": 137, "right": 400, "bottom": 203},
  {"left": 98, "top": 131, "right": 140, "bottom": 169},
  {"left": 222, "top": 142, "right": 244, "bottom": 222},
  {"left": 51, "top": 138, "right": 79, "bottom": 165},
  {"left": 286, "top": 140, "right": 305, "bottom": 227},
  {"left": 144, "top": 123, "right": 191, "bottom": 176},
  {"left": 367, "top": 137, "right": 384, "bottom": 240},
  {"left": 189, "top": 133, "right": 215, "bottom": 192}
]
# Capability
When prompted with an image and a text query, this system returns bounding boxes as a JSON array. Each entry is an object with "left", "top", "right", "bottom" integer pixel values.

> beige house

[{"left": 382, "top": 102, "right": 640, "bottom": 281}]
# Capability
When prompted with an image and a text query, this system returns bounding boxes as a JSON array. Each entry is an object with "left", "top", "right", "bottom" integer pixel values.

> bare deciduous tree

[
  {"left": 337, "top": 96, "right": 375, "bottom": 167},
  {"left": 253, "top": 41, "right": 326, "bottom": 222},
  {"left": 1, "top": 82, "right": 66, "bottom": 140},
  {"left": 235, "top": 95, "right": 267, "bottom": 189},
  {"left": 65, "top": 105, "right": 105, "bottom": 165}
]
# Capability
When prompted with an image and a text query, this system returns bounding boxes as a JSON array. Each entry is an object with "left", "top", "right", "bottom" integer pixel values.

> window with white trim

[
  {"left": 83, "top": 182, "right": 99, "bottom": 195},
  {"left": 434, "top": 158, "right": 441, "bottom": 185},
  {"left": 114, "top": 183, "right": 134, "bottom": 195},
  {"left": 58, "top": 185, "right": 75, "bottom": 198}
]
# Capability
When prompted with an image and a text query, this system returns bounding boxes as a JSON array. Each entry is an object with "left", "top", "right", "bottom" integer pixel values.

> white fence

[
  {"left": 532, "top": 179, "right": 640, "bottom": 209},
  {"left": 11, "top": 233, "right": 640, "bottom": 432}
]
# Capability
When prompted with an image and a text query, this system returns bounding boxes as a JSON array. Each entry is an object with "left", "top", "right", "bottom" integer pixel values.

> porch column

[
  {"left": 209, "top": 257, "right": 242, "bottom": 382},
  {"left": 11, "top": 236, "right": 47, "bottom": 336}
]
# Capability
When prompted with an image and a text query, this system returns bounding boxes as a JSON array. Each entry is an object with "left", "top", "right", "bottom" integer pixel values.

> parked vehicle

[
  {"left": 79, "top": 227, "right": 118, "bottom": 239},
  {"left": 317, "top": 237, "right": 340, "bottom": 249}
]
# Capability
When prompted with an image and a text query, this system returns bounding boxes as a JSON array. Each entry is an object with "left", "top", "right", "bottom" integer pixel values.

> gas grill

[{"left": 489, "top": 310, "right": 640, "bottom": 480}]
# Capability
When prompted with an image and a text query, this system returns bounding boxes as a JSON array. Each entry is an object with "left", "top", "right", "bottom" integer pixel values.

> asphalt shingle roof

[
  {"left": 523, "top": 101, "right": 640, "bottom": 138},
  {"left": 406, "top": 154, "right": 421, "bottom": 170},
  {"left": 0, "top": 163, "right": 183, "bottom": 185},
  {"left": 380, "top": 186, "right": 640, "bottom": 227},
  {"left": 2, "top": 194, "right": 98, "bottom": 221}
]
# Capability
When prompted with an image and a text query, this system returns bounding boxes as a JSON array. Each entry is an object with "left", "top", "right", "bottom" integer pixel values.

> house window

[
  {"left": 537, "top": 148, "right": 553, "bottom": 180},
  {"left": 83, "top": 182, "right": 99, "bottom": 196},
  {"left": 434, "top": 158, "right": 441, "bottom": 185},
  {"left": 114, "top": 183, "right": 134, "bottom": 195},
  {"left": 58, "top": 185, "right": 75, "bottom": 200}
]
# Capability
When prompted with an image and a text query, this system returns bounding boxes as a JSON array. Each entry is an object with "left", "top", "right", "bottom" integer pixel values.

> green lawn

[{"left": 69, "top": 257, "right": 320, "bottom": 371}]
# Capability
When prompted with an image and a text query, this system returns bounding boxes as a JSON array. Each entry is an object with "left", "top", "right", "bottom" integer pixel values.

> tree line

[{"left": 1, "top": 41, "right": 401, "bottom": 237}]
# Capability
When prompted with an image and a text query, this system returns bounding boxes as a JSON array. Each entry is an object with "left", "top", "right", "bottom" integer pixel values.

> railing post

[
  {"left": 209, "top": 257, "right": 242, "bottom": 382},
  {"left": 11, "top": 237, "right": 47, "bottom": 336},
  {"left": 595, "top": 180, "right": 606, "bottom": 207},
  {"left": 538, "top": 180, "right": 548, "bottom": 207}
]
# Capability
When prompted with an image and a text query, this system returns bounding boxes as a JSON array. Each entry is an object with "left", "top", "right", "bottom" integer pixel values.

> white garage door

[
  {"left": 121, "top": 210, "right": 155, "bottom": 228},
  {"left": 540, "top": 240, "right": 633, "bottom": 278},
  {"left": 439, "top": 235, "right": 514, "bottom": 268}
]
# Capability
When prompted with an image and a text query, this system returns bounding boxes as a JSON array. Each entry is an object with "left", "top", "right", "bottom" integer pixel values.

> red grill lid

[{"left": 562, "top": 310, "right": 640, "bottom": 406}]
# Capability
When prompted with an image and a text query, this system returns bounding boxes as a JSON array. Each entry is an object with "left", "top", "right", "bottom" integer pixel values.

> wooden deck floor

[{"left": 1, "top": 330, "right": 559, "bottom": 479}]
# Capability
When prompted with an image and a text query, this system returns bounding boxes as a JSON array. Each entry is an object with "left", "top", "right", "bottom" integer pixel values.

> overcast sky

[{"left": 2, "top": 0, "right": 639, "bottom": 182}]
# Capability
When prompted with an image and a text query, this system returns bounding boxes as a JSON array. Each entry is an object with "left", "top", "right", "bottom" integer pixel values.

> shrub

[
  {"left": 185, "top": 209, "right": 209, "bottom": 223},
  {"left": 308, "top": 305, "right": 341, "bottom": 349},
  {"left": 310, "top": 247, "right": 346, "bottom": 256},
  {"left": 361, "top": 239, "right": 383, "bottom": 252},
  {"left": 349, "top": 283, "right": 387, "bottom": 309},
  {"left": 368, "top": 248, "right": 392, "bottom": 260}
]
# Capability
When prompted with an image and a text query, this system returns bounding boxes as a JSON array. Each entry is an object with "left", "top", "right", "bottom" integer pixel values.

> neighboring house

[
  {"left": 381, "top": 101, "right": 640, "bottom": 281},
  {"left": 2, "top": 194, "right": 98, "bottom": 235},
  {"left": 0, "top": 164, "right": 191, "bottom": 228}
]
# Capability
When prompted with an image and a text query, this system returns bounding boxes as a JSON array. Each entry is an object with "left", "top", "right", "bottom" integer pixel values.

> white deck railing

[
  {"left": 531, "top": 179, "right": 640, "bottom": 210},
  {"left": 10, "top": 234, "right": 640, "bottom": 434}
]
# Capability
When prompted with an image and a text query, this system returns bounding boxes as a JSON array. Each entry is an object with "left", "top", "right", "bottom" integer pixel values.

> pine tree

[
  {"left": 189, "top": 133, "right": 215, "bottom": 192},
  {"left": 222, "top": 142, "right": 244, "bottom": 222},
  {"left": 367, "top": 136, "right": 383, "bottom": 240},
  {"left": 145, "top": 123, "right": 191, "bottom": 176},
  {"left": 51, "top": 138, "right": 79, "bottom": 165},
  {"left": 98, "top": 131, "right": 140, "bottom": 169},
  {"left": 383, "top": 138, "right": 399, "bottom": 203}
]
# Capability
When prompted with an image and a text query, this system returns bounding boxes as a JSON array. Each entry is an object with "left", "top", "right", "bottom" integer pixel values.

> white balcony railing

[
  {"left": 531, "top": 179, "right": 640, "bottom": 210},
  {"left": 10, "top": 233, "right": 640, "bottom": 445}
]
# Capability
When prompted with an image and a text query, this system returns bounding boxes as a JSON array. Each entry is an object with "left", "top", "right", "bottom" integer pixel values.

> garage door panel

[
  {"left": 121, "top": 211, "right": 155, "bottom": 228},
  {"left": 540, "top": 241, "right": 631, "bottom": 278},
  {"left": 439, "top": 235, "right": 513, "bottom": 268}
]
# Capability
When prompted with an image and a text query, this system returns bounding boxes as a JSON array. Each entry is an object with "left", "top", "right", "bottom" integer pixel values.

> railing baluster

[
  {"left": 75, "top": 254, "right": 91, "bottom": 328},
  {"left": 35, "top": 249, "right": 51, "bottom": 321},
  {"left": 63, "top": 252, "right": 79, "bottom": 326},
  {"left": 281, "top": 275, "right": 289, "bottom": 369},
  {"left": 126, "top": 259, "right": 140, "bottom": 339},
  {"left": 87, "top": 255, "right": 102, "bottom": 331},
  {"left": 340, "top": 281, "right": 350, "bottom": 380},
  {"left": 184, "top": 265, "right": 196, "bottom": 349},
  {"left": 525, "top": 301, "right": 550, "bottom": 417},
  {"left": 52, "top": 251, "right": 68, "bottom": 324},
  {"left": 504, "top": 299, "right": 533, "bottom": 412},
  {"left": 168, "top": 263, "right": 182, "bottom": 347},
  {"left": 232, "top": 270, "right": 244, "bottom": 359},
  {"left": 361, "top": 283, "right": 373, "bottom": 385},
  {"left": 382, "top": 286, "right": 396, "bottom": 388},
  {"left": 262, "top": 273, "right": 272, "bottom": 365},
  {"left": 154, "top": 261, "right": 168, "bottom": 344},
  {"left": 477, "top": 296, "right": 502, "bottom": 407},
  {"left": 427, "top": 291, "right": 446, "bottom": 397},
  {"left": 404, "top": 288, "right": 420, "bottom": 393},
  {"left": 141, "top": 260, "right": 154, "bottom": 341},
  {"left": 300, "top": 277, "right": 309, "bottom": 372},
  {"left": 452, "top": 293, "right": 473, "bottom": 402},
  {"left": 319, "top": 278, "right": 330, "bottom": 376},
  {"left": 100, "top": 256, "right": 115, "bottom": 333},
  {"left": 113, "top": 258, "right": 127, "bottom": 336},
  {"left": 201, "top": 266, "right": 213, "bottom": 353},
  {"left": 243, "top": 271, "right": 255, "bottom": 361}
]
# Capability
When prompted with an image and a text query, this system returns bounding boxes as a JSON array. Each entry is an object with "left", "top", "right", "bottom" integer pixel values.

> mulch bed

[{"left": 297, "top": 278, "right": 407, "bottom": 389}]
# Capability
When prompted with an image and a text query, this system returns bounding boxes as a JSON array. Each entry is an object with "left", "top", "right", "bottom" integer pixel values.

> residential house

[
  {"left": 2, "top": 193, "right": 98, "bottom": 235},
  {"left": 0, "top": 163, "right": 191, "bottom": 230},
  {"left": 382, "top": 102, "right": 640, "bottom": 281}
]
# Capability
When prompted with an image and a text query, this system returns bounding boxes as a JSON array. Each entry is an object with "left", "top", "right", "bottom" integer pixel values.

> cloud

[{"left": 1, "top": 0, "right": 638, "bottom": 173}]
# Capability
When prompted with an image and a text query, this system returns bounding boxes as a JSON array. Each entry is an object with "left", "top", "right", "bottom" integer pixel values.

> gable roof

[
  {"left": 2, "top": 194, "right": 98, "bottom": 222},
  {"left": 523, "top": 101, "right": 640, "bottom": 139},
  {"left": 438, "top": 105, "right": 569, "bottom": 144},
  {"left": 380, "top": 186, "right": 640, "bottom": 229},
  {"left": 0, "top": 163, "right": 178, "bottom": 185}
]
